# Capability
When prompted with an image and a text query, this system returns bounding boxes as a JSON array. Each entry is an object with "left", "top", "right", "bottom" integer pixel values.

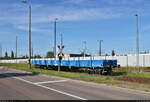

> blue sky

[{"left": 0, "top": 0, "right": 150, "bottom": 57}]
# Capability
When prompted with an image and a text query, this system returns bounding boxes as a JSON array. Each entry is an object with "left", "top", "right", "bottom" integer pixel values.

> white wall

[
  {"left": 0, "top": 59, "right": 28, "bottom": 64},
  {"left": 102, "top": 54, "right": 150, "bottom": 67},
  {"left": 0, "top": 54, "right": 150, "bottom": 67}
]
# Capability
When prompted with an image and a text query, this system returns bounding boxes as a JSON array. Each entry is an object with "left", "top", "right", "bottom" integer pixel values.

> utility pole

[
  {"left": 58, "top": 34, "right": 62, "bottom": 73},
  {"left": 28, "top": 4, "right": 31, "bottom": 69},
  {"left": 60, "top": 33, "right": 63, "bottom": 57},
  {"left": 57, "top": 34, "right": 64, "bottom": 72},
  {"left": 54, "top": 18, "right": 58, "bottom": 60},
  {"left": 60, "top": 34, "right": 63, "bottom": 47},
  {"left": 32, "top": 46, "right": 33, "bottom": 58},
  {"left": 135, "top": 14, "right": 139, "bottom": 72},
  {"left": 98, "top": 40, "right": 103, "bottom": 56},
  {"left": 22, "top": 0, "right": 32, "bottom": 69},
  {"left": 31, "top": 43, "right": 33, "bottom": 58},
  {"left": 83, "top": 41, "right": 86, "bottom": 57},
  {"left": 16, "top": 36, "right": 18, "bottom": 63},
  {"left": 0, "top": 43, "right": 2, "bottom": 58}
]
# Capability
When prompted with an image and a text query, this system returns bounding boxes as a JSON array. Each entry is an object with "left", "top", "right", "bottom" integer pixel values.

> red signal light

[{"left": 57, "top": 45, "right": 60, "bottom": 49}]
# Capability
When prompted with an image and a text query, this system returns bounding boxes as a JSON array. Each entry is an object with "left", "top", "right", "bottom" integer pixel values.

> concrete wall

[
  {"left": 0, "top": 59, "right": 28, "bottom": 64},
  {"left": 95, "top": 54, "right": 150, "bottom": 67},
  {"left": 0, "top": 54, "right": 150, "bottom": 67}
]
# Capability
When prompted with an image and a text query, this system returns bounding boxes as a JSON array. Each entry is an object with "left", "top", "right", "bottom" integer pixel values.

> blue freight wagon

[
  {"left": 31, "top": 59, "right": 117, "bottom": 75},
  {"left": 61, "top": 60, "right": 70, "bottom": 67}
]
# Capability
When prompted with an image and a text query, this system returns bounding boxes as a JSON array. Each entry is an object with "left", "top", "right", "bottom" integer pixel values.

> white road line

[
  {"left": 36, "top": 84, "right": 87, "bottom": 100},
  {"left": 34, "top": 80, "right": 68, "bottom": 85},
  {"left": 4, "top": 73, "right": 87, "bottom": 100}
]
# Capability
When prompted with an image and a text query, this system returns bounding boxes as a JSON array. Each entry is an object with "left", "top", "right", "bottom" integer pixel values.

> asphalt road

[{"left": 0, "top": 67, "right": 150, "bottom": 100}]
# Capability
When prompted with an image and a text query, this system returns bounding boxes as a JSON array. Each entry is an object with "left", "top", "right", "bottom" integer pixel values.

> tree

[
  {"left": 36, "top": 54, "right": 41, "bottom": 58},
  {"left": 4, "top": 51, "right": 8, "bottom": 58},
  {"left": 46, "top": 51, "right": 54, "bottom": 58},
  {"left": 141, "top": 51, "right": 149, "bottom": 54},
  {"left": 81, "top": 51, "right": 84, "bottom": 56},
  {"left": 11, "top": 51, "right": 14, "bottom": 59},
  {"left": 34, "top": 54, "right": 37, "bottom": 58},
  {"left": 112, "top": 50, "right": 115, "bottom": 56},
  {"left": 33, "top": 54, "right": 41, "bottom": 58},
  {"left": 21, "top": 56, "right": 26, "bottom": 59},
  {"left": 105, "top": 53, "right": 109, "bottom": 56},
  {"left": 25, "top": 55, "right": 28, "bottom": 58}
]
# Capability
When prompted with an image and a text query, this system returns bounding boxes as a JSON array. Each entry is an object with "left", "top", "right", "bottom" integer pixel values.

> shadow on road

[{"left": 0, "top": 72, "right": 40, "bottom": 79}]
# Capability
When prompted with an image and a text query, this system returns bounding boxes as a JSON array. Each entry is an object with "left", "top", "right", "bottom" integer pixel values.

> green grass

[
  {"left": 110, "top": 70, "right": 150, "bottom": 78},
  {"left": 120, "top": 66, "right": 150, "bottom": 70},
  {"left": 0, "top": 63, "right": 150, "bottom": 92},
  {"left": 0, "top": 63, "right": 112, "bottom": 84},
  {"left": 126, "top": 71, "right": 150, "bottom": 78}
]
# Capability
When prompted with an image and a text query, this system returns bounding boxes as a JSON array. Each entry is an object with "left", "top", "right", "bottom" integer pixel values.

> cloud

[
  {"left": 62, "top": 8, "right": 122, "bottom": 20},
  {"left": 62, "top": 0, "right": 86, "bottom": 4},
  {"left": 143, "top": 25, "right": 150, "bottom": 31},
  {"left": 100, "top": 0, "right": 144, "bottom": 6},
  {"left": 0, "top": 3, "right": 123, "bottom": 33},
  {"left": 0, "top": 2, "right": 122, "bottom": 23},
  {"left": 33, "top": 6, "right": 124, "bottom": 22},
  {"left": 14, "top": 24, "right": 49, "bottom": 33},
  {"left": 0, "top": 0, "right": 148, "bottom": 33}
]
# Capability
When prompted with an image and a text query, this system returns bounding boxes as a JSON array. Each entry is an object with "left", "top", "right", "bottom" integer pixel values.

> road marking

[
  {"left": 4, "top": 73, "right": 87, "bottom": 100},
  {"left": 36, "top": 84, "right": 87, "bottom": 100},
  {"left": 34, "top": 80, "right": 68, "bottom": 85}
]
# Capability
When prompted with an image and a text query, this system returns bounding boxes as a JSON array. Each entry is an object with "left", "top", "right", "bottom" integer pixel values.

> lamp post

[
  {"left": 135, "top": 14, "right": 139, "bottom": 72},
  {"left": 0, "top": 43, "right": 3, "bottom": 58},
  {"left": 98, "top": 40, "right": 103, "bottom": 56},
  {"left": 22, "top": 0, "right": 32, "bottom": 69},
  {"left": 16, "top": 36, "right": 18, "bottom": 63},
  {"left": 83, "top": 41, "right": 86, "bottom": 57},
  {"left": 54, "top": 18, "right": 58, "bottom": 60},
  {"left": 32, "top": 44, "right": 33, "bottom": 58}
]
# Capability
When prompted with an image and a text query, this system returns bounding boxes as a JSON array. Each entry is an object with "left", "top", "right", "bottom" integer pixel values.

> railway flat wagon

[
  {"left": 31, "top": 59, "right": 117, "bottom": 75},
  {"left": 69, "top": 60, "right": 80, "bottom": 67},
  {"left": 79, "top": 60, "right": 90, "bottom": 68},
  {"left": 61, "top": 60, "right": 70, "bottom": 67}
]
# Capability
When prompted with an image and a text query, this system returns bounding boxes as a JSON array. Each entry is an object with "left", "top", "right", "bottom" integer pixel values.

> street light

[
  {"left": 98, "top": 40, "right": 103, "bottom": 56},
  {"left": 16, "top": 36, "right": 18, "bottom": 63},
  {"left": 135, "top": 14, "right": 139, "bottom": 72},
  {"left": 83, "top": 41, "right": 86, "bottom": 57},
  {"left": 22, "top": 0, "right": 32, "bottom": 69},
  {"left": 54, "top": 18, "right": 58, "bottom": 60},
  {"left": 0, "top": 43, "right": 2, "bottom": 58}
]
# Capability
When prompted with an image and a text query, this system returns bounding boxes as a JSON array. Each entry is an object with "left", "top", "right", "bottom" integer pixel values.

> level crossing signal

[{"left": 57, "top": 45, "right": 64, "bottom": 58}]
